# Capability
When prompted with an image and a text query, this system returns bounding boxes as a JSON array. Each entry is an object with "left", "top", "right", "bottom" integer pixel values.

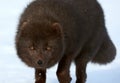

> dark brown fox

[{"left": 15, "top": 0, "right": 116, "bottom": 83}]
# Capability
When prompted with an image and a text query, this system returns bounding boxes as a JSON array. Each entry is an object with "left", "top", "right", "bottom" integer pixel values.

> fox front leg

[{"left": 35, "top": 68, "right": 46, "bottom": 83}]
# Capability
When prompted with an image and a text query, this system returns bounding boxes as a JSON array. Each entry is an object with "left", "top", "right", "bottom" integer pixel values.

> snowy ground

[{"left": 0, "top": 0, "right": 120, "bottom": 83}]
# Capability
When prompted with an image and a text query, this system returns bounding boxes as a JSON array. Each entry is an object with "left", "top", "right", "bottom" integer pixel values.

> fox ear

[
  {"left": 21, "top": 21, "right": 28, "bottom": 28},
  {"left": 51, "top": 23, "right": 62, "bottom": 33},
  {"left": 21, "top": 19, "right": 30, "bottom": 30}
]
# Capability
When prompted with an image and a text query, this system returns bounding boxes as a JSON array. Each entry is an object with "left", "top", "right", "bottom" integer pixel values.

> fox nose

[{"left": 37, "top": 60, "right": 43, "bottom": 66}]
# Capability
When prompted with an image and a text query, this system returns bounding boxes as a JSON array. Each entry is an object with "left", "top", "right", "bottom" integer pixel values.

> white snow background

[{"left": 0, "top": 0, "right": 120, "bottom": 83}]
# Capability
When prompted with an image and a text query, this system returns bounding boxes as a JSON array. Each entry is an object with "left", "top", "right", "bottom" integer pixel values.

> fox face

[{"left": 16, "top": 21, "right": 65, "bottom": 68}]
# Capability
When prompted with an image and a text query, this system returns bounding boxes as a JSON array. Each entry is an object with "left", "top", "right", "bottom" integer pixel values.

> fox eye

[
  {"left": 29, "top": 46, "right": 35, "bottom": 50},
  {"left": 45, "top": 46, "right": 52, "bottom": 51},
  {"left": 46, "top": 47, "right": 51, "bottom": 51}
]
